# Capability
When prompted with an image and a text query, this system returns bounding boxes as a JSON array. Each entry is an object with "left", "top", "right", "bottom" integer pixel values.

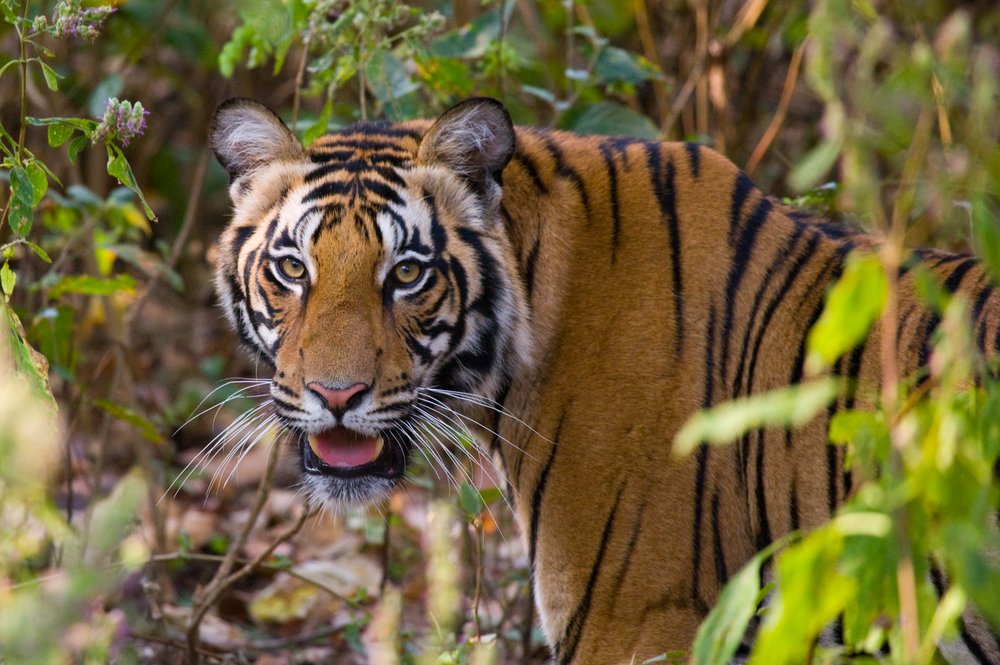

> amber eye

[
  {"left": 277, "top": 257, "right": 306, "bottom": 280},
  {"left": 393, "top": 260, "right": 422, "bottom": 285}
]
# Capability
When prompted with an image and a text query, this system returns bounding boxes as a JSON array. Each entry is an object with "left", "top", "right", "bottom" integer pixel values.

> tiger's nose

[{"left": 308, "top": 382, "right": 369, "bottom": 412}]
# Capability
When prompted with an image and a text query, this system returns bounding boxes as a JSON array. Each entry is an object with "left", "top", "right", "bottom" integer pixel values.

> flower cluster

[
  {"left": 51, "top": 0, "right": 116, "bottom": 40},
  {"left": 92, "top": 98, "right": 148, "bottom": 147}
]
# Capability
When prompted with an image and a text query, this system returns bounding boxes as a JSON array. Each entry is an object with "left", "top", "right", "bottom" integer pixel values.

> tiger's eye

[
  {"left": 278, "top": 257, "right": 306, "bottom": 279},
  {"left": 393, "top": 260, "right": 422, "bottom": 285}
]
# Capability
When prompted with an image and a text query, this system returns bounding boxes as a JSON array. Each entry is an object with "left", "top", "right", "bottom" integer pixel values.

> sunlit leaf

[
  {"left": 674, "top": 380, "right": 838, "bottom": 457},
  {"left": 1, "top": 261, "right": 15, "bottom": 298},
  {"left": 691, "top": 537, "right": 791, "bottom": 665},
  {"left": 26, "top": 161, "right": 47, "bottom": 206},
  {"left": 48, "top": 274, "right": 137, "bottom": 299},
  {"left": 806, "top": 252, "right": 886, "bottom": 374},
  {"left": 40, "top": 62, "right": 60, "bottom": 91},
  {"left": 47, "top": 123, "right": 75, "bottom": 148},
  {"left": 106, "top": 145, "right": 155, "bottom": 220}
]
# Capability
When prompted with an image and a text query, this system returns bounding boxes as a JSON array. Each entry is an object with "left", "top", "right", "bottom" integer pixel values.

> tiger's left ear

[{"left": 417, "top": 98, "right": 515, "bottom": 203}]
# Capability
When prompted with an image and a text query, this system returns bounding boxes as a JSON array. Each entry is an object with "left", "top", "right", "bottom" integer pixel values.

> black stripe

[
  {"left": 539, "top": 134, "right": 591, "bottom": 216},
  {"left": 943, "top": 257, "right": 978, "bottom": 293},
  {"left": 691, "top": 303, "right": 717, "bottom": 603},
  {"left": 789, "top": 480, "right": 800, "bottom": 531},
  {"left": 719, "top": 196, "right": 773, "bottom": 396},
  {"left": 711, "top": 491, "right": 728, "bottom": 588},
  {"left": 599, "top": 142, "right": 622, "bottom": 263},
  {"left": 611, "top": 499, "right": 646, "bottom": 598},
  {"left": 732, "top": 225, "right": 807, "bottom": 402},
  {"left": 559, "top": 481, "right": 626, "bottom": 665},
  {"left": 512, "top": 149, "right": 549, "bottom": 195},
  {"left": 645, "top": 144, "right": 684, "bottom": 356},
  {"left": 685, "top": 142, "right": 701, "bottom": 177},
  {"left": 729, "top": 172, "right": 754, "bottom": 233},
  {"left": 826, "top": 443, "right": 839, "bottom": 515},
  {"left": 524, "top": 237, "right": 541, "bottom": 303},
  {"left": 528, "top": 408, "right": 567, "bottom": 569}
]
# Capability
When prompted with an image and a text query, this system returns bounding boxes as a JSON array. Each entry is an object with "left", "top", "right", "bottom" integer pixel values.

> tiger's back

[{"left": 208, "top": 97, "right": 1000, "bottom": 664}]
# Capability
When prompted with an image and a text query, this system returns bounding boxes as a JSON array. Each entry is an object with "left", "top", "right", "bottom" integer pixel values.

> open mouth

[{"left": 301, "top": 425, "right": 407, "bottom": 479}]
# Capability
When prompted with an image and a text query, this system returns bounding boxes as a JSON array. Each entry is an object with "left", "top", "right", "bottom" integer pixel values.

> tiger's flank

[{"left": 207, "top": 97, "right": 1000, "bottom": 664}]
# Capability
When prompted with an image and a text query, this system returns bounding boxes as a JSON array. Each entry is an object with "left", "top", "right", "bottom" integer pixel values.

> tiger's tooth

[
  {"left": 370, "top": 437, "right": 384, "bottom": 464},
  {"left": 307, "top": 434, "right": 320, "bottom": 457}
]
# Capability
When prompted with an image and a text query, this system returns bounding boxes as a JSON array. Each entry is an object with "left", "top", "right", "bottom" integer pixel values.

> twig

[
  {"left": 124, "top": 147, "right": 210, "bottom": 334},
  {"left": 659, "top": 0, "right": 710, "bottom": 138},
  {"left": 745, "top": 42, "right": 805, "bottom": 175},
  {"left": 722, "top": 0, "right": 770, "bottom": 48},
  {"left": 472, "top": 516, "right": 484, "bottom": 639},
  {"left": 185, "top": 441, "right": 283, "bottom": 664},
  {"left": 150, "top": 549, "right": 340, "bottom": 601},
  {"left": 291, "top": 20, "right": 317, "bottom": 131},
  {"left": 880, "top": 107, "right": 934, "bottom": 664}
]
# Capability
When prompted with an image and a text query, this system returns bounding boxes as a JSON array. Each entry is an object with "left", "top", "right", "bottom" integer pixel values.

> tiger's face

[{"left": 209, "top": 98, "right": 531, "bottom": 506}]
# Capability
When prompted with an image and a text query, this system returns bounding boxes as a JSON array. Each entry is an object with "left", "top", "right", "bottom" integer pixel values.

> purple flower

[
  {"left": 52, "top": 0, "right": 115, "bottom": 40},
  {"left": 92, "top": 98, "right": 148, "bottom": 147}
]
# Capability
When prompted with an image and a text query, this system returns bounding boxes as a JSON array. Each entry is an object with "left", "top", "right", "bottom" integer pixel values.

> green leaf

[
  {"left": 596, "top": 47, "right": 660, "bottom": 85},
  {"left": 26, "top": 116, "right": 99, "bottom": 131},
  {"left": 1, "top": 261, "right": 15, "bottom": 298},
  {"left": 366, "top": 52, "right": 420, "bottom": 104},
  {"left": 806, "top": 253, "right": 886, "bottom": 374},
  {"left": 40, "top": 62, "right": 60, "bottom": 91},
  {"left": 459, "top": 481, "right": 484, "bottom": 521},
  {"left": 690, "top": 537, "right": 790, "bottom": 665},
  {"left": 971, "top": 196, "right": 1000, "bottom": 282},
  {"left": 67, "top": 135, "right": 88, "bottom": 164},
  {"left": 23, "top": 241, "right": 51, "bottom": 263},
  {"left": 751, "top": 528, "right": 857, "bottom": 665},
  {"left": 562, "top": 101, "right": 659, "bottom": 140},
  {"left": 674, "top": 379, "right": 838, "bottom": 457},
  {"left": 106, "top": 145, "right": 155, "bottom": 220},
  {"left": 32, "top": 305, "right": 74, "bottom": 375},
  {"left": 2, "top": 302, "right": 57, "bottom": 413},
  {"left": 8, "top": 166, "right": 34, "bottom": 236},
  {"left": 48, "top": 274, "right": 137, "bottom": 299},
  {"left": 47, "top": 123, "right": 75, "bottom": 148},
  {"left": 303, "top": 97, "right": 333, "bottom": 148},
  {"left": 431, "top": 11, "right": 499, "bottom": 59},
  {"left": 521, "top": 85, "right": 556, "bottom": 104},
  {"left": 26, "top": 161, "right": 47, "bottom": 206},
  {"left": 93, "top": 399, "right": 163, "bottom": 443}
]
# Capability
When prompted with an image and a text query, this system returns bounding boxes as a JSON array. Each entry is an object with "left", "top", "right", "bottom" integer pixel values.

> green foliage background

[{"left": 0, "top": 0, "right": 999, "bottom": 662}]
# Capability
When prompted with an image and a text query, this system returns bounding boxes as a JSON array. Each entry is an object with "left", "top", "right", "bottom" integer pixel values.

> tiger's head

[{"left": 209, "top": 98, "right": 532, "bottom": 507}]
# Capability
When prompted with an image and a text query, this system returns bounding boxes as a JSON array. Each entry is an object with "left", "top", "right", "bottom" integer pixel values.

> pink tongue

[{"left": 310, "top": 427, "right": 380, "bottom": 467}]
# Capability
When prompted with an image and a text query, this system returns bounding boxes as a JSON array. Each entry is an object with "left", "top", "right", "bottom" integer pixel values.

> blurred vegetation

[{"left": 0, "top": 0, "right": 999, "bottom": 662}]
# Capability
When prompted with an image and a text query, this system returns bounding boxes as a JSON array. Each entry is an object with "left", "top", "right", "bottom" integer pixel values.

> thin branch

[
  {"left": 659, "top": 1, "right": 710, "bottom": 138},
  {"left": 123, "top": 147, "right": 210, "bottom": 335},
  {"left": 746, "top": 42, "right": 805, "bottom": 175},
  {"left": 880, "top": 106, "right": 934, "bottom": 665},
  {"left": 185, "top": 441, "right": 283, "bottom": 664}
]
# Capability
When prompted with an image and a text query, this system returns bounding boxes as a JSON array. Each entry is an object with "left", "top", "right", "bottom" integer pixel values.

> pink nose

[{"left": 308, "top": 382, "right": 368, "bottom": 411}]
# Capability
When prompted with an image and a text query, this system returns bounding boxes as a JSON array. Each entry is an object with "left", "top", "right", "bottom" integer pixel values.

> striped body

[{"left": 208, "top": 98, "right": 999, "bottom": 664}]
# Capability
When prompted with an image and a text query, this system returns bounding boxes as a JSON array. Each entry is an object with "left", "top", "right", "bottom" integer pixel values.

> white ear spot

[
  {"left": 417, "top": 98, "right": 515, "bottom": 187},
  {"left": 210, "top": 98, "right": 303, "bottom": 179}
]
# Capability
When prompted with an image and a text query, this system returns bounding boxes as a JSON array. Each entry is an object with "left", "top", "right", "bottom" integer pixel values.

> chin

[{"left": 297, "top": 431, "right": 411, "bottom": 509}]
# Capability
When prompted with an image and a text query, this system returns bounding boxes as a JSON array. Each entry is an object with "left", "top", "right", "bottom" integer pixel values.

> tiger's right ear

[{"left": 210, "top": 98, "right": 303, "bottom": 180}]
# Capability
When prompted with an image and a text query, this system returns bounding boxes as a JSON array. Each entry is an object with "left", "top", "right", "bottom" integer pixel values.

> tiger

[{"left": 207, "top": 96, "right": 1000, "bottom": 664}]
